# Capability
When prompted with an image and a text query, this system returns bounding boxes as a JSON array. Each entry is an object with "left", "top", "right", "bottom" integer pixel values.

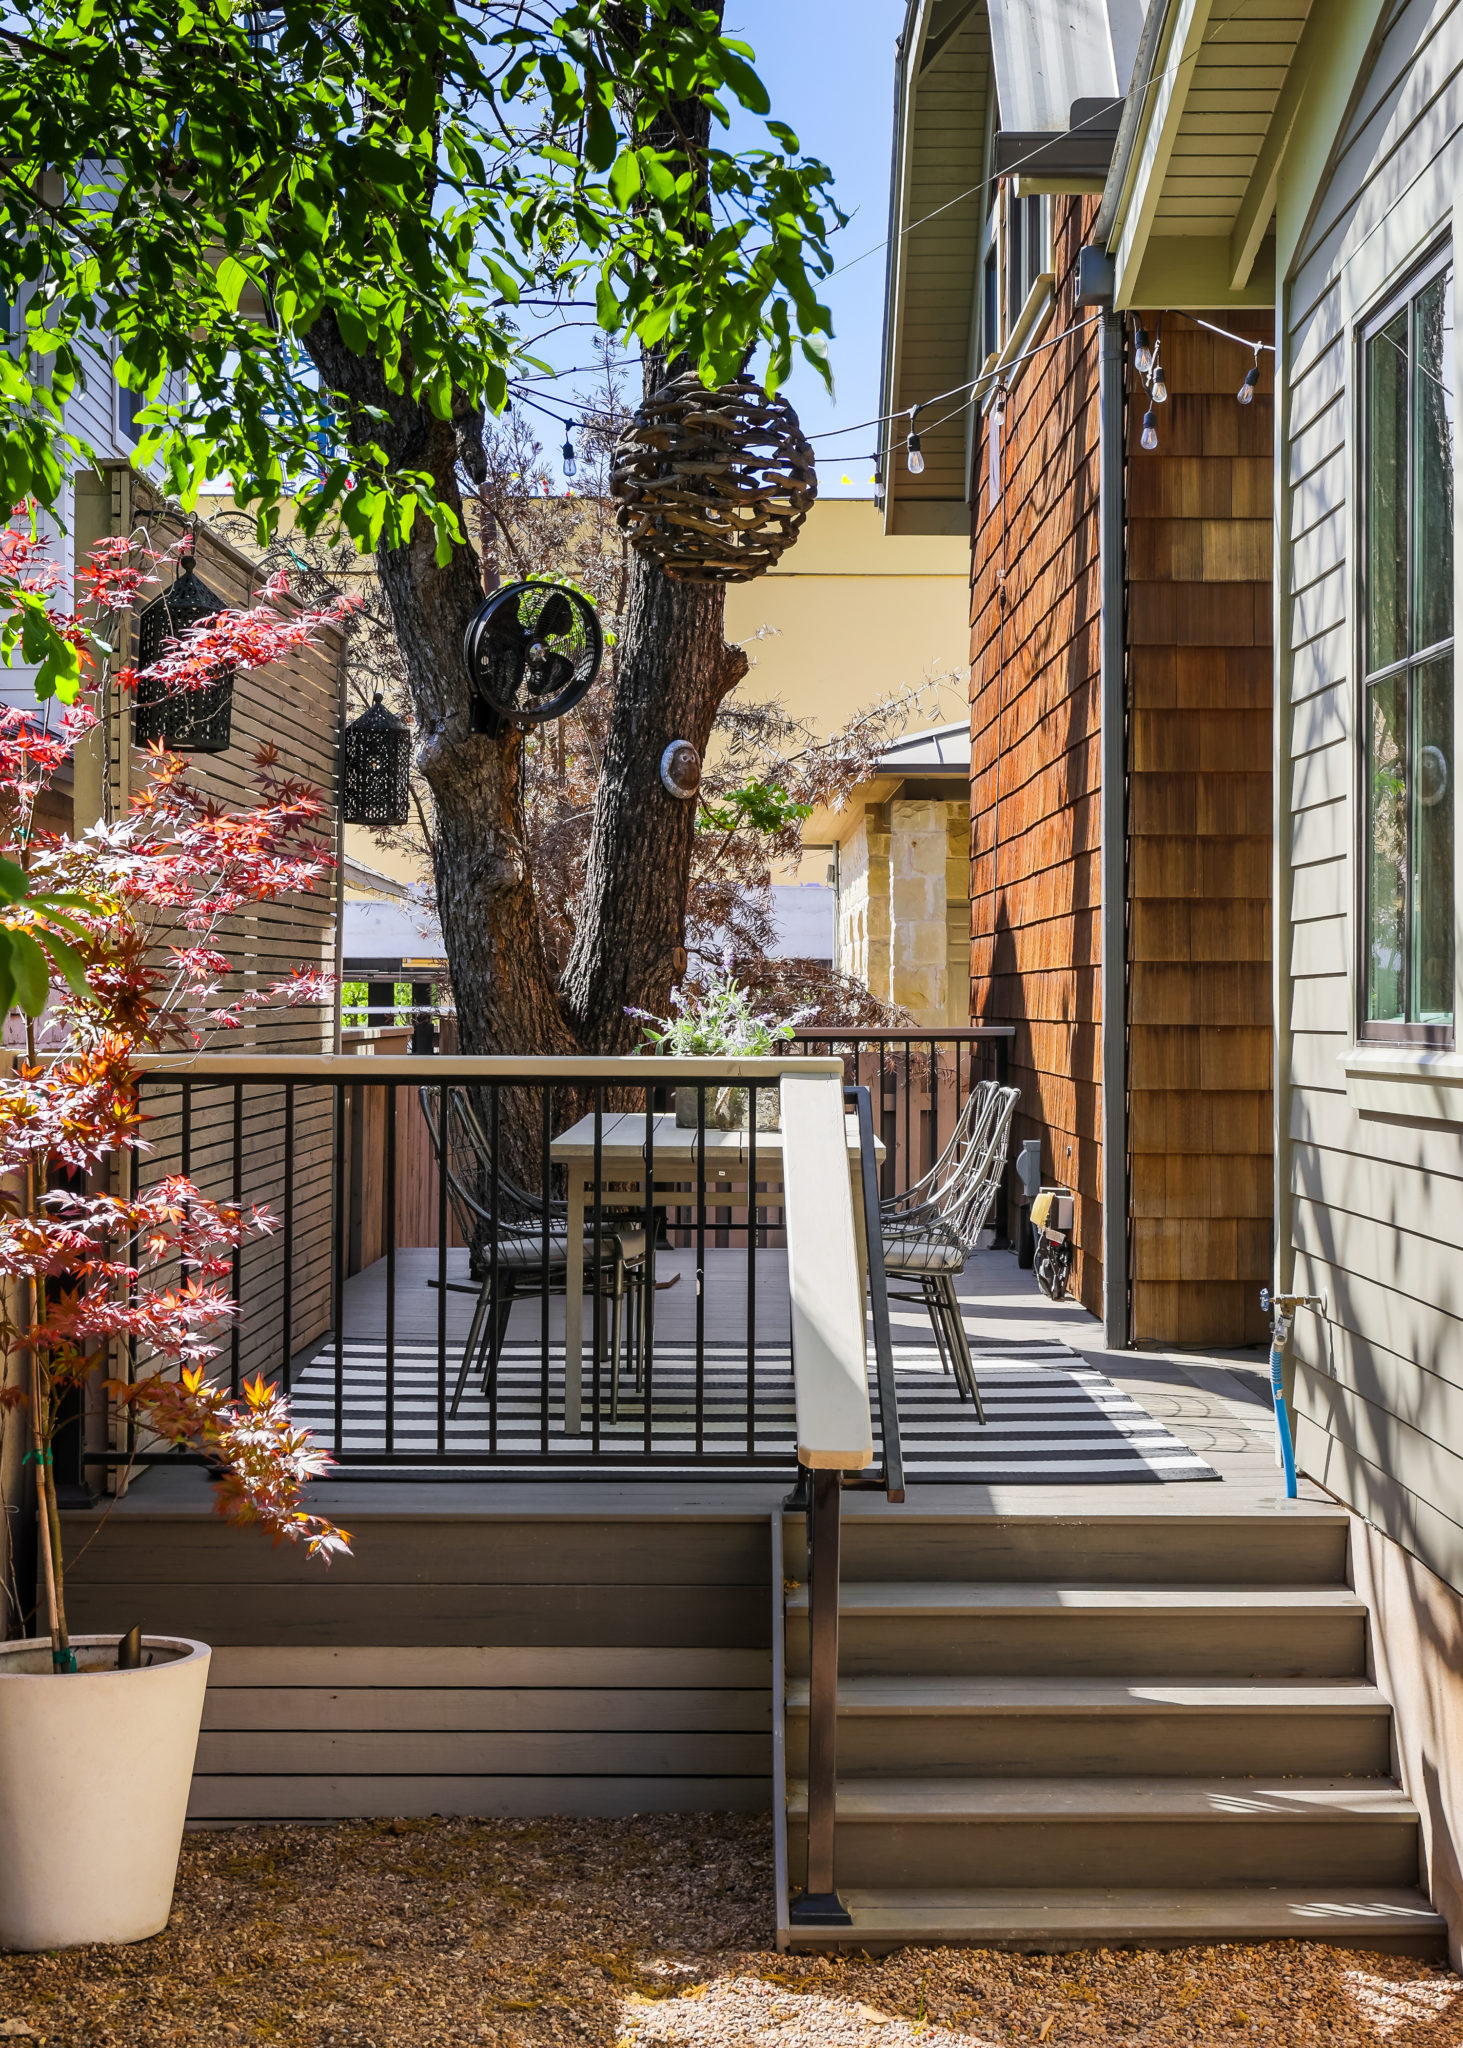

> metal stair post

[{"left": 789, "top": 1465, "right": 852, "bottom": 1927}]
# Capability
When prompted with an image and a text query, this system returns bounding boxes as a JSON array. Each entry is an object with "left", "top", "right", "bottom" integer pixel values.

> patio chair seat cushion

[
  {"left": 881, "top": 1228, "right": 969, "bottom": 1275},
  {"left": 486, "top": 1222, "right": 647, "bottom": 1270}
]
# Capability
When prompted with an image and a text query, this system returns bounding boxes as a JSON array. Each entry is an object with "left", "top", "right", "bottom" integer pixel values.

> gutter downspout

[
  {"left": 1078, "top": 246, "right": 1129, "bottom": 1352},
  {"left": 1099, "top": 308, "right": 1128, "bottom": 1351}
]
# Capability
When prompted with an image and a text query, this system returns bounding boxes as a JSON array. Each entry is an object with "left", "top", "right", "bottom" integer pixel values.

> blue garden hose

[{"left": 1268, "top": 1330, "right": 1298, "bottom": 1500}]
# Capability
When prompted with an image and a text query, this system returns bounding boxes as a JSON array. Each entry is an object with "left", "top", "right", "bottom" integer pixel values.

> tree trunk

[
  {"left": 306, "top": 2, "right": 748, "bottom": 1063},
  {"left": 559, "top": 527, "right": 746, "bottom": 1048}
]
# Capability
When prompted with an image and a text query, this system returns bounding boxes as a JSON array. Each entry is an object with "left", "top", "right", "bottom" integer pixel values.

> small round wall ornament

[
  {"left": 610, "top": 372, "right": 817, "bottom": 583},
  {"left": 462, "top": 579, "right": 603, "bottom": 732},
  {"left": 660, "top": 740, "right": 702, "bottom": 799}
]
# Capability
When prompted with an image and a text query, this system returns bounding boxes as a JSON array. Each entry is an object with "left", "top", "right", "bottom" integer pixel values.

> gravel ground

[{"left": 1, "top": 1814, "right": 1461, "bottom": 2047}]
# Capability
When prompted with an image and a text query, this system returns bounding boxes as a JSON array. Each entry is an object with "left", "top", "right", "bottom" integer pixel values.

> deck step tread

[
  {"left": 784, "top": 1777, "right": 1417, "bottom": 1822},
  {"left": 786, "top": 1886, "right": 1447, "bottom": 1947},
  {"left": 785, "top": 1583, "right": 1367, "bottom": 1616},
  {"left": 785, "top": 1676, "right": 1392, "bottom": 1715}
]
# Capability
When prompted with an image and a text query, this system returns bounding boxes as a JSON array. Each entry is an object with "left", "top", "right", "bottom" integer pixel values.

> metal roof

[{"left": 873, "top": 719, "right": 973, "bottom": 773}]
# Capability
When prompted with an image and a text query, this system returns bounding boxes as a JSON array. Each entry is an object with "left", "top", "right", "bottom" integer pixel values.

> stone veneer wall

[{"left": 836, "top": 796, "right": 970, "bottom": 1027}]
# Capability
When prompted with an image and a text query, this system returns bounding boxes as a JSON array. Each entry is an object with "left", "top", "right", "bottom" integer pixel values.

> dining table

[{"left": 549, "top": 1106, "right": 882, "bottom": 1435}]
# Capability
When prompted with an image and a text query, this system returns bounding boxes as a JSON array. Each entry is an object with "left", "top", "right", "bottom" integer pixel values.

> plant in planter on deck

[
  {"left": 628, "top": 961, "right": 811, "bottom": 1128},
  {"left": 0, "top": 514, "right": 355, "bottom": 1953}
]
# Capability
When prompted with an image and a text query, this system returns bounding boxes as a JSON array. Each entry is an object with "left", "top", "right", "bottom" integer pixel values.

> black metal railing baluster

[
  {"left": 696, "top": 1083, "right": 706, "bottom": 1459},
  {"left": 436, "top": 1082, "right": 448, "bottom": 1459},
  {"left": 333, "top": 1080, "right": 346, "bottom": 1457},
  {"left": 746, "top": 1086, "right": 757, "bottom": 1458},
  {"left": 541, "top": 1086, "right": 551, "bottom": 1456},
  {"left": 592, "top": 1084, "right": 603, "bottom": 1456},
  {"left": 489, "top": 1086, "right": 500, "bottom": 1459},
  {"left": 230, "top": 1083, "right": 243, "bottom": 1396},
  {"left": 281, "top": 1080, "right": 295, "bottom": 1389},
  {"left": 385, "top": 1082, "right": 397, "bottom": 1460},
  {"left": 642, "top": 1088, "right": 655, "bottom": 1458}
]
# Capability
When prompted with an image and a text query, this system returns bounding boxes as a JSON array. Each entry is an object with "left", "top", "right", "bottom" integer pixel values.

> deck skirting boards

[{"left": 191, "top": 1645, "right": 773, "bottom": 1822}]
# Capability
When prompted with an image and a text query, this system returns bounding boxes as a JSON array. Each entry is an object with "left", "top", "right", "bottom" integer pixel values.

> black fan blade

[{"left": 534, "top": 591, "right": 575, "bottom": 640}]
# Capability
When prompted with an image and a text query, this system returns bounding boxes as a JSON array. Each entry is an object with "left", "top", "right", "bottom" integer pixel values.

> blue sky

[{"left": 519, "top": 1, "right": 908, "bottom": 498}]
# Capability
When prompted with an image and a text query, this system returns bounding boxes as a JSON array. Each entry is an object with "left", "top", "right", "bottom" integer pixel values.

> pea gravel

[{"left": 1, "top": 1814, "right": 1460, "bottom": 2047}]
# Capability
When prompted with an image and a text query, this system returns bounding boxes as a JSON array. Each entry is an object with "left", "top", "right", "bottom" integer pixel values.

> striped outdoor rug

[{"left": 289, "top": 1338, "right": 1219, "bottom": 1483}]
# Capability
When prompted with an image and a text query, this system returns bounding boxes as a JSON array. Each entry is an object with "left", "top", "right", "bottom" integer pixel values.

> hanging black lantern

[
  {"left": 133, "top": 541, "right": 234, "bottom": 754},
  {"left": 342, "top": 692, "right": 412, "bottom": 826},
  {"left": 462, "top": 579, "right": 602, "bottom": 734}
]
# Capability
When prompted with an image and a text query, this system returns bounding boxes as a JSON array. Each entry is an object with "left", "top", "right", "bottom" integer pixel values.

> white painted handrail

[{"left": 780, "top": 1069, "right": 874, "bottom": 1472}]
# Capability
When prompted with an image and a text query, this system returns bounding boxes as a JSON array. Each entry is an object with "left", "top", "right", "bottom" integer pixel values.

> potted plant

[
  {"left": 629, "top": 960, "right": 811, "bottom": 1129},
  {"left": 0, "top": 516, "right": 354, "bottom": 1951}
]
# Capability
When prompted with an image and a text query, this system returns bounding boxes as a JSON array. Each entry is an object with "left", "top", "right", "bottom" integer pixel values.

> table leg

[{"left": 565, "top": 1166, "right": 585, "bottom": 1436}]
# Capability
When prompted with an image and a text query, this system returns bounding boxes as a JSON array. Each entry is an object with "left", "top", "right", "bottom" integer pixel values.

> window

[
  {"left": 1361, "top": 254, "right": 1456, "bottom": 1041},
  {"left": 1006, "top": 193, "right": 1047, "bottom": 330}
]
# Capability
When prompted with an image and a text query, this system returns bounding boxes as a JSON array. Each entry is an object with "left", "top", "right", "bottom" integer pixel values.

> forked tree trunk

[{"left": 305, "top": 3, "right": 743, "bottom": 1062}]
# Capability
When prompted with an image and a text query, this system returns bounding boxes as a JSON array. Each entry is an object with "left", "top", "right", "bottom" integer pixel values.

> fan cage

[
  {"left": 342, "top": 694, "right": 413, "bottom": 827},
  {"left": 132, "top": 561, "right": 234, "bottom": 754}
]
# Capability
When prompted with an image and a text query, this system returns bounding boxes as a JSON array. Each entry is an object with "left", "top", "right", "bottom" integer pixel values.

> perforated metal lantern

[
  {"left": 342, "top": 693, "right": 412, "bottom": 826},
  {"left": 609, "top": 372, "right": 816, "bottom": 583},
  {"left": 132, "top": 550, "right": 234, "bottom": 754},
  {"left": 462, "top": 579, "right": 603, "bottom": 732}
]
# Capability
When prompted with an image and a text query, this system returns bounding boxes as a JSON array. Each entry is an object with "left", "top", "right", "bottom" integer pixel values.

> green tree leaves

[{"left": 0, "top": 0, "right": 840, "bottom": 548}]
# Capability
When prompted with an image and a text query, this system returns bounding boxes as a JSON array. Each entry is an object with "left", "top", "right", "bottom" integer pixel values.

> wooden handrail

[
  {"left": 779, "top": 1068, "right": 873, "bottom": 1474},
  {"left": 129, "top": 1052, "right": 845, "bottom": 1082}
]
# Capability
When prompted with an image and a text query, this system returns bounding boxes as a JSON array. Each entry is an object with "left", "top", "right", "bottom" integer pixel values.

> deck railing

[{"left": 81, "top": 1053, "right": 898, "bottom": 1485}]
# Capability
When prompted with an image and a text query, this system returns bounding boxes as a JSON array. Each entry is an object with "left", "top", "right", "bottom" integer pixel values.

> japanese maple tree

[{"left": 0, "top": 514, "right": 354, "bottom": 1673}]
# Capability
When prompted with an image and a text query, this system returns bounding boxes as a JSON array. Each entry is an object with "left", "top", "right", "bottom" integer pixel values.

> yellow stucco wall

[{"left": 723, "top": 498, "right": 971, "bottom": 738}]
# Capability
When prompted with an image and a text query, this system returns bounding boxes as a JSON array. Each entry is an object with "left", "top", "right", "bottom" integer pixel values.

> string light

[
  {"left": 560, "top": 423, "right": 577, "bottom": 478},
  {"left": 905, "top": 407, "right": 925, "bottom": 474},
  {"left": 870, "top": 451, "right": 884, "bottom": 508},
  {"left": 1237, "top": 345, "right": 1261, "bottom": 405},
  {"left": 1133, "top": 324, "right": 1153, "bottom": 375},
  {"left": 1140, "top": 409, "right": 1158, "bottom": 452},
  {"left": 1150, "top": 350, "right": 1168, "bottom": 405}
]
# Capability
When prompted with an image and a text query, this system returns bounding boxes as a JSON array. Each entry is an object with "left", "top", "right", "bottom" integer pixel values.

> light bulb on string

[
  {"left": 905, "top": 408, "right": 925, "bottom": 474},
  {"left": 1134, "top": 323, "right": 1153, "bottom": 375},
  {"left": 560, "top": 425, "right": 577, "bottom": 479},
  {"left": 870, "top": 451, "right": 884, "bottom": 507},
  {"left": 1237, "top": 346, "right": 1261, "bottom": 405},
  {"left": 1140, "top": 409, "right": 1158, "bottom": 452},
  {"left": 1150, "top": 353, "right": 1168, "bottom": 405}
]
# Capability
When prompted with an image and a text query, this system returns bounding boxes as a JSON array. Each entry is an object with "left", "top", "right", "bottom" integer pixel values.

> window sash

[{"left": 1359, "top": 249, "right": 1456, "bottom": 1043}]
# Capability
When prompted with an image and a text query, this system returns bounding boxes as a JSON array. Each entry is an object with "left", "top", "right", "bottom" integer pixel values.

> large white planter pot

[{"left": 0, "top": 1634, "right": 210, "bottom": 1950}]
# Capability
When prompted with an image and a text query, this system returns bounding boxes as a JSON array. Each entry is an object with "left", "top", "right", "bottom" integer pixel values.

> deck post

[{"left": 790, "top": 1464, "right": 851, "bottom": 1927}]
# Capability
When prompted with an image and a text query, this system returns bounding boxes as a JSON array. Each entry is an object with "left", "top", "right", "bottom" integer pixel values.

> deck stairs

[{"left": 780, "top": 1507, "right": 1447, "bottom": 1953}]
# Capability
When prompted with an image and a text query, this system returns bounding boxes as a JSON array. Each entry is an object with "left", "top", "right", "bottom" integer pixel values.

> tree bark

[
  {"left": 559, "top": 531, "right": 746, "bottom": 1047},
  {"left": 305, "top": 1, "right": 749, "bottom": 1062}
]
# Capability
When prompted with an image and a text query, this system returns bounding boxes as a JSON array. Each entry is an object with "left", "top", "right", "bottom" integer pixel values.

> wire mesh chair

[
  {"left": 418, "top": 1086, "right": 646, "bottom": 1419},
  {"left": 879, "top": 1080, "right": 1020, "bottom": 1421}
]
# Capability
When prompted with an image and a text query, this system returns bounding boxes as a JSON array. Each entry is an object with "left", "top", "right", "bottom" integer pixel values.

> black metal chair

[
  {"left": 879, "top": 1078, "right": 1020, "bottom": 1420},
  {"left": 418, "top": 1086, "right": 646, "bottom": 1419}
]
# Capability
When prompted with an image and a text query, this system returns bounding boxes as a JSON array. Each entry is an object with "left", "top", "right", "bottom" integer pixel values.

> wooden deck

[{"left": 59, "top": 1249, "right": 1329, "bottom": 1822}]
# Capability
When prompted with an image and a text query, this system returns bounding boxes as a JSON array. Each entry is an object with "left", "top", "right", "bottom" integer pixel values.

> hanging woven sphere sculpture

[
  {"left": 342, "top": 693, "right": 412, "bottom": 827},
  {"left": 609, "top": 372, "right": 817, "bottom": 583},
  {"left": 133, "top": 547, "right": 234, "bottom": 754}
]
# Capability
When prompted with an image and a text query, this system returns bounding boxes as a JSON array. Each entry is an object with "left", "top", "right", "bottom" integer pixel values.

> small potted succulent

[{"left": 629, "top": 961, "right": 810, "bottom": 1129}]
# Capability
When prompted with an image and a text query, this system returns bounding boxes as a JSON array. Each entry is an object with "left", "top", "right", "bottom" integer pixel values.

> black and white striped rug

[{"left": 290, "top": 1338, "right": 1219, "bottom": 1483}]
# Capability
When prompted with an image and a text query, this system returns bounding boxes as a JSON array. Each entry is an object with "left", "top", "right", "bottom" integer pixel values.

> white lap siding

[{"left": 1280, "top": 0, "right": 1463, "bottom": 1590}]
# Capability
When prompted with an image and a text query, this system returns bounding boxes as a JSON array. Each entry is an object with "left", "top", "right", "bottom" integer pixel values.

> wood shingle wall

[
  {"left": 970, "top": 198, "right": 1105, "bottom": 1315},
  {"left": 1126, "top": 318, "right": 1275, "bottom": 1347}
]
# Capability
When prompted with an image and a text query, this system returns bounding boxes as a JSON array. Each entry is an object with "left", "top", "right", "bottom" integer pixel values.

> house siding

[
  {"left": 1281, "top": 0, "right": 1463, "bottom": 1594},
  {"left": 1125, "top": 316, "right": 1275, "bottom": 1348},
  {"left": 970, "top": 197, "right": 1105, "bottom": 1315}
]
